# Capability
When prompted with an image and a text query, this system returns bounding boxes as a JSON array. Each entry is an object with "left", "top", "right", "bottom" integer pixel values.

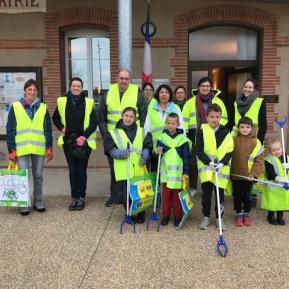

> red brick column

[
  {"left": 43, "top": 7, "right": 117, "bottom": 113},
  {"left": 171, "top": 5, "right": 285, "bottom": 138}
]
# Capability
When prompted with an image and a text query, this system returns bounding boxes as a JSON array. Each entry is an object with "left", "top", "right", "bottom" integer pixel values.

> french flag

[{"left": 142, "top": 18, "right": 153, "bottom": 86}]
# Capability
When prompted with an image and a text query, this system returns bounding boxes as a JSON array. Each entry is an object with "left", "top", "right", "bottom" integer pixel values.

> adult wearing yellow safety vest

[
  {"left": 52, "top": 77, "right": 97, "bottom": 211},
  {"left": 97, "top": 69, "right": 147, "bottom": 207},
  {"left": 6, "top": 79, "right": 53, "bottom": 216},
  {"left": 232, "top": 79, "right": 267, "bottom": 144},
  {"left": 182, "top": 77, "right": 228, "bottom": 193},
  {"left": 144, "top": 84, "right": 184, "bottom": 172}
]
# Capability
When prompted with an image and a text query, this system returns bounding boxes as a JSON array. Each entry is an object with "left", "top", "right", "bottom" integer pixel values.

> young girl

[
  {"left": 261, "top": 140, "right": 289, "bottom": 225},
  {"left": 156, "top": 112, "right": 190, "bottom": 227},
  {"left": 104, "top": 107, "right": 153, "bottom": 223}
]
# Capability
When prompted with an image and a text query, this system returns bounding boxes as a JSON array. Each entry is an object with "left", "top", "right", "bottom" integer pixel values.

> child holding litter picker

[
  {"left": 230, "top": 117, "right": 264, "bottom": 226},
  {"left": 196, "top": 104, "right": 233, "bottom": 230},
  {"left": 156, "top": 112, "right": 190, "bottom": 227},
  {"left": 104, "top": 107, "right": 153, "bottom": 223},
  {"left": 261, "top": 139, "right": 289, "bottom": 225}
]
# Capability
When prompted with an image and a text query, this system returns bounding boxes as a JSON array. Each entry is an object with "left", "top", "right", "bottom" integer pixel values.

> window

[{"left": 64, "top": 28, "right": 111, "bottom": 99}]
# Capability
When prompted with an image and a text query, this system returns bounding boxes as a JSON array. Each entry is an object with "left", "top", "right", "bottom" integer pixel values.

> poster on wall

[{"left": 0, "top": 67, "right": 42, "bottom": 135}]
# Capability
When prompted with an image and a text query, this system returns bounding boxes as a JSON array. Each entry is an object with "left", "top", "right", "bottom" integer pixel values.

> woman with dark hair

[
  {"left": 182, "top": 77, "right": 227, "bottom": 192},
  {"left": 173, "top": 85, "right": 187, "bottom": 111},
  {"left": 142, "top": 82, "right": 154, "bottom": 104},
  {"left": 232, "top": 78, "right": 267, "bottom": 144},
  {"left": 52, "top": 77, "right": 97, "bottom": 211},
  {"left": 6, "top": 79, "right": 53, "bottom": 215},
  {"left": 144, "top": 83, "right": 184, "bottom": 171}
]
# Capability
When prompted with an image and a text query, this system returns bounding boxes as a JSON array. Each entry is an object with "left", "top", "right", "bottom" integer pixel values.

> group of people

[{"left": 6, "top": 69, "right": 289, "bottom": 230}]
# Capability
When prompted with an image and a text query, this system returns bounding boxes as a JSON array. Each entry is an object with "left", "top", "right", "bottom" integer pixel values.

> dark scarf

[
  {"left": 67, "top": 90, "right": 85, "bottom": 106},
  {"left": 196, "top": 91, "right": 213, "bottom": 123},
  {"left": 236, "top": 90, "right": 258, "bottom": 116}
]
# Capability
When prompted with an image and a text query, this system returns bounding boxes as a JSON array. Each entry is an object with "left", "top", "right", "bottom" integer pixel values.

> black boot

[
  {"left": 161, "top": 216, "right": 170, "bottom": 226},
  {"left": 267, "top": 211, "right": 277, "bottom": 225},
  {"left": 136, "top": 212, "right": 145, "bottom": 224},
  {"left": 277, "top": 211, "right": 285, "bottom": 226}
]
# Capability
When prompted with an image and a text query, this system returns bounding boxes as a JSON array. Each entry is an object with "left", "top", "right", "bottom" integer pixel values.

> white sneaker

[
  {"left": 216, "top": 218, "right": 226, "bottom": 231},
  {"left": 199, "top": 217, "right": 210, "bottom": 230}
]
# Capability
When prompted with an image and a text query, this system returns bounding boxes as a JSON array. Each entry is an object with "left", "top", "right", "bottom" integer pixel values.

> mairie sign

[{"left": 0, "top": 0, "right": 46, "bottom": 13}]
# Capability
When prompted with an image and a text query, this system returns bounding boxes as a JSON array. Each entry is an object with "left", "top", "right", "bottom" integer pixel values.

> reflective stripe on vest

[
  {"left": 197, "top": 123, "right": 233, "bottom": 189},
  {"left": 159, "top": 133, "right": 189, "bottom": 189},
  {"left": 13, "top": 101, "right": 46, "bottom": 156},
  {"left": 110, "top": 127, "right": 146, "bottom": 181},
  {"left": 106, "top": 83, "right": 139, "bottom": 131},
  {"left": 248, "top": 139, "right": 264, "bottom": 172},
  {"left": 232, "top": 98, "right": 263, "bottom": 137},
  {"left": 57, "top": 97, "right": 97, "bottom": 150},
  {"left": 182, "top": 89, "right": 228, "bottom": 132}
]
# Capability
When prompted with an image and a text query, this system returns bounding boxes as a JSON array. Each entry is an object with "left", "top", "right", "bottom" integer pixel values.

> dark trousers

[
  {"left": 64, "top": 145, "right": 90, "bottom": 199},
  {"left": 201, "top": 181, "right": 224, "bottom": 218},
  {"left": 189, "top": 146, "right": 198, "bottom": 190},
  {"left": 162, "top": 183, "right": 183, "bottom": 218},
  {"left": 232, "top": 180, "right": 253, "bottom": 214},
  {"left": 150, "top": 153, "right": 159, "bottom": 173},
  {"left": 107, "top": 155, "right": 116, "bottom": 199}
]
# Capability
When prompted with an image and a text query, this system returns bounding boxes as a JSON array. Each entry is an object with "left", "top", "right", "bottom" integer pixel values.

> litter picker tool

[
  {"left": 275, "top": 117, "right": 288, "bottom": 180},
  {"left": 231, "top": 174, "right": 289, "bottom": 189},
  {"left": 214, "top": 166, "right": 228, "bottom": 257},
  {"left": 147, "top": 153, "right": 161, "bottom": 231},
  {"left": 120, "top": 142, "right": 136, "bottom": 234}
]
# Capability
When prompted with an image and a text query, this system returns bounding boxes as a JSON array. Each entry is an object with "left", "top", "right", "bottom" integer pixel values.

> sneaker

[
  {"left": 277, "top": 218, "right": 286, "bottom": 226},
  {"left": 174, "top": 216, "right": 183, "bottom": 227},
  {"left": 69, "top": 199, "right": 78, "bottom": 211},
  {"left": 33, "top": 200, "right": 46, "bottom": 213},
  {"left": 243, "top": 215, "right": 251, "bottom": 226},
  {"left": 161, "top": 216, "right": 170, "bottom": 226},
  {"left": 20, "top": 207, "right": 30, "bottom": 216},
  {"left": 199, "top": 217, "right": 210, "bottom": 230},
  {"left": 105, "top": 198, "right": 114, "bottom": 207},
  {"left": 216, "top": 218, "right": 226, "bottom": 231},
  {"left": 235, "top": 215, "right": 243, "bottom": 226},
  {"left": 75, "top": 198, "right": 85, "bottom": 210}
]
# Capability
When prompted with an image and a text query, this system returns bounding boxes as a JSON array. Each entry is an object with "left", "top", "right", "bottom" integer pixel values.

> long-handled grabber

[
  {"left": 231, "top": 174, "right": 289, "bottom": 190},
  {"left": 147, "top": 153, "right": 161, "bottom": 231},
  {"left": 214, "top": 167, "right": 228, "bottom": 257},
  {"left": 120, "top": 143, "right": 136, "bottom": 234},
  {"left": 275, "top": 117, "right": 288, "bottom": 179}
]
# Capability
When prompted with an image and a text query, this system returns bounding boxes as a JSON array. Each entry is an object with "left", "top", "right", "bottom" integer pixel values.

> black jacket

[
  {"left": 196, "top": 124, "right": 232, "bottom": 165},
  {"left": 104, "top": 120, "right": 153, "bottom": 155},
  {"left": 97, "top": 87, "right": 147, "bottom": 138},
  {"left": 265, "top": 155, "right": 287, "bottom": 181},
  {"left": 52, "top": 92, "right": 97, "bottom": 142}
]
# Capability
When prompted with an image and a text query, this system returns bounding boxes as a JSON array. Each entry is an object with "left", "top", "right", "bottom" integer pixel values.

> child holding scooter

[
  {"left": 104, "top": 107, "right": 153, "bottom": 223},
  {"left": 230, "top": 117, "right": 264, "bottom": 226},
  {"left": 156, "top": 112, "right": 190, "bottom": 227},
  {"left": 261, "top": 139, "right": 289, "bottom": 225},
  {"left": 196, "top": 104, "right": 233, "bottom": 230}
]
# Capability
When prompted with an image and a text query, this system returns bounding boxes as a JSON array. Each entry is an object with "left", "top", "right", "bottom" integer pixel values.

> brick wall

[{"left": 43, "top": 7, "right": 118, "bottom": 113}]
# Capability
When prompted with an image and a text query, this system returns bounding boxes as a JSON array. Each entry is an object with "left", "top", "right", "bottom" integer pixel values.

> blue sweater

[
  {"left": 6, "top": 98, "right": 53, "bottom": 152},
  {"left": 156, "top": 128, "right": 190, "bottom": 175}
]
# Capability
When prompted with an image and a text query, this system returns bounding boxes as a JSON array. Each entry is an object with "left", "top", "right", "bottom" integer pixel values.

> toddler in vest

[
  {"left": 261, "top": 139, "right": 289, "bottom": 225},
  {"left": 104, "top": 107, "right": 153, "bottom": 224},
  {"left": 230, "top": 117, "right": 264, "bottom": 226},
  {"left": 196, "top": 104, "right": 233, "bottom": 230},
  {"left": 156, "top": 112, "right": 190, "bottom": 227}
]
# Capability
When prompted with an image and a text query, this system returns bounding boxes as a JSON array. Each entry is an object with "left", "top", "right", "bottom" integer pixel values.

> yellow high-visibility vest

[
  {"left": 106, "top": 84, "right": 139, "bottom": 131},
  {"left": 13, "top": 101, "right": 46, "bottom": 156},
  {"left": 57, "top": 97, "right": 96, "bottom": 150}
]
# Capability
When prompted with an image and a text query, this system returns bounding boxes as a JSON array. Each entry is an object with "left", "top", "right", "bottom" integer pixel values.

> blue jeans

[{"left": 17, "top": 154, "right": 45, "bottom": 203}]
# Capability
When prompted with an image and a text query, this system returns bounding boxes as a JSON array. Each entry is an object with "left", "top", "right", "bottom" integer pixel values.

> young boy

[
  {"left": 196, "top": 104, "right": 233, "bottom": 230},
  {"left": 230, "top": 117, "right": 264, "bottom": 226},
  {"left": 156, "top": 112, "right": 190, "bottom": 227},
  {"left": 262, "top": 139, "right": 289, "bottom": 225}
]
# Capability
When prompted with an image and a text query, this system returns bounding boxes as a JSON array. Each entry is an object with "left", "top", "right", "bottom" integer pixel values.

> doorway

[{"left": 188, "top": 26, "right": 259, "bottom": 128}]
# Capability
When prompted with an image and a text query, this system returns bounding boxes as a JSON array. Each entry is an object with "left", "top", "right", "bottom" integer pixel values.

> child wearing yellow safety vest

[
  {"left": 196, "top": 104, "right": 233, "bottom": 230},
  {"left": 156, "top": 112, "right": 190, "bottom": 227},
  {"left": 230, "top": 117, "right": 264, "bottom": 227},
  {"left": 262, "top": 140, "right": 289, "bottom": 226},
  {"left": 104, "top": 107, "right": 153, "bottom": 224}
]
